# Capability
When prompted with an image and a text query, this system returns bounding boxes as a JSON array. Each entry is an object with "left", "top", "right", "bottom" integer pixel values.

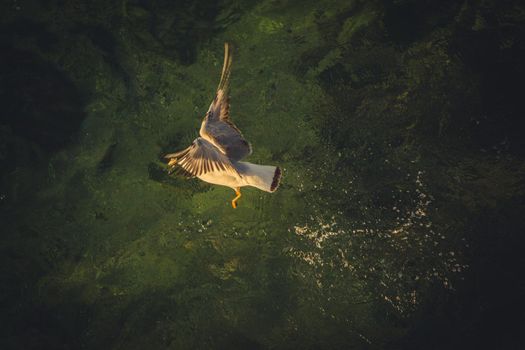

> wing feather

[
  {"left": 165, "top": 137, "right": 238, "bottom": 178},
  {"left": 200, "top": 42, "right": 252, "bottom": 162}
]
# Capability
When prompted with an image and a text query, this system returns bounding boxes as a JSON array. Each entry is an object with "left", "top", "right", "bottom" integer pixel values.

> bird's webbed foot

[{"left": 231, "top": 188, "right": 241, "bottom": 208}]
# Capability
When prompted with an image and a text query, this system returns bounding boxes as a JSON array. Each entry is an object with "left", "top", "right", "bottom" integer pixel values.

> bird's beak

[{"left": 167, "top": 158, "right": 177, "bottom": 174}]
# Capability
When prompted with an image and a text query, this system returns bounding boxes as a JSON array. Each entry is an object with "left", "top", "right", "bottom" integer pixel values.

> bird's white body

[{"left": 198, "top": 162, "right": 279, "bottom": 193}]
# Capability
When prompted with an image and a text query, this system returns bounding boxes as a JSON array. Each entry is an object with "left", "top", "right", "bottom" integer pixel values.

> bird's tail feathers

[
  {"left": 271, "top": 166, "right": 281, "bottom": 192},
  {"left": 239, "top": 162, "right": 281, "bottom": 193}
]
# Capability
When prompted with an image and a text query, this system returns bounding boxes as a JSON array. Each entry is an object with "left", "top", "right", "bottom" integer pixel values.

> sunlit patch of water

[{"left": 290, "top": 170, "right": 468, "bottom": 315}]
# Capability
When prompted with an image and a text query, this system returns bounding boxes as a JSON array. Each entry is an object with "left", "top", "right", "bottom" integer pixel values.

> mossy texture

[{"left": 1, "top": 0, "right": 524, "bottom": 349}]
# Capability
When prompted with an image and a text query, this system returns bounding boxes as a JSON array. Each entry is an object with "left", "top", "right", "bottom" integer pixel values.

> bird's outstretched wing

[
  {"left": 200, "top": 42, "right": 252, "bottom": 162},
  {"left": 165, "top": 137, "right": 239, "bottom": 178}
]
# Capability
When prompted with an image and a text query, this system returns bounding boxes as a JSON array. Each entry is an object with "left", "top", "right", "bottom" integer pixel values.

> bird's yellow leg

[{"left": 231, "top": 187, "right": 241, "bottom": 209}]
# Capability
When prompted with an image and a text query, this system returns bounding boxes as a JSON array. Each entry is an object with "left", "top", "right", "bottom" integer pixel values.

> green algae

[{"left": 1, "top": 0, "right": 525, "bottom": 349}]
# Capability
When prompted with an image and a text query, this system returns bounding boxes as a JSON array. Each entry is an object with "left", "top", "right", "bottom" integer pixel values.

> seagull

[{"left": 165, "top": 42, "right": 281, "bottom": 208}]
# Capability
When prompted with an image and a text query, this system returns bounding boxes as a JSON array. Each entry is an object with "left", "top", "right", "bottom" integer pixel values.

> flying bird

[{"left": 165, "top": 42, "right": 281, "bottom": 208}]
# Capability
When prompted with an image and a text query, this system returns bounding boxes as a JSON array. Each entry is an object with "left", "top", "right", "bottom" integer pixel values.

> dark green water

[{"left": 1, "top": 1, "right": 524, "bottom": 349}]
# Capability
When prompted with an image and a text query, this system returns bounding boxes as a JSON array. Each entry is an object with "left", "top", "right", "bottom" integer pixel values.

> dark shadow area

[
  {"left": 0, "top": 22, "right": 87, "bottom": 348},
  {"left": 388, "top": 200, "right": 525, "bottom": 350},
  {"left": 450, "top": 8, "right": 525, "bottom": 155},
  {"left": 0, "top": 18, "right": 59, "bottom": 52},
  {"left": 0, "top": 46, "right": 86, "bottom": 174},
  {"left": 383, "top": 0, "right": 462, "bottom": 46}
]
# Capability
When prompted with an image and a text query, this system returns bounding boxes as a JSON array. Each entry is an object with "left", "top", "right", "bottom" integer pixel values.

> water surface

[{"left": 1, "top": 1, "right": 524, "bottom": 349}]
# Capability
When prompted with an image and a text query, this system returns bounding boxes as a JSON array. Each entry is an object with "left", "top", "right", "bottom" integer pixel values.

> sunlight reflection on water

[{"left": 290, "top": 170, "right": 468, "bottom": 315}]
